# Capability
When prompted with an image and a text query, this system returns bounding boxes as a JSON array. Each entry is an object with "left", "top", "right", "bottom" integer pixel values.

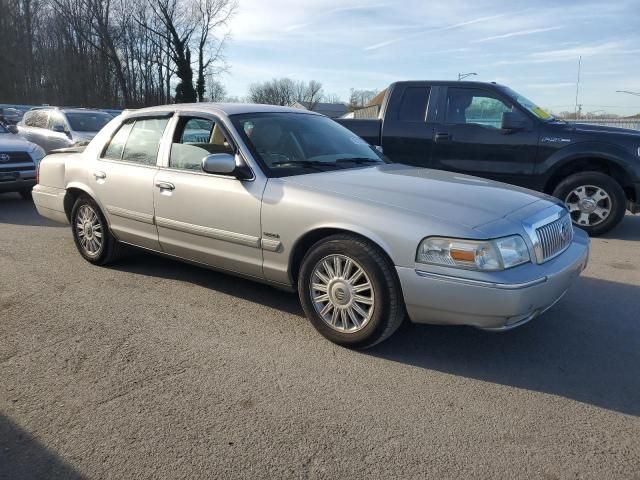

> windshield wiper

[
  {"left": 334, "top": 157, "right": 382, "bottom": 165},
  {"left": 270, "top": 160, "right": 339, "bottom": 171}
]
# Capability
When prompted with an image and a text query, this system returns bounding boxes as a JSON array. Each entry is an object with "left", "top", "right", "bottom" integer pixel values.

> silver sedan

[{"left": 32, "top": 104, "right": 589, "bottom": 347}]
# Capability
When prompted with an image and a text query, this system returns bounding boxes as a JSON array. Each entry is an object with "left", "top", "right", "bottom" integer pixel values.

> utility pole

[
  {"left": 574, "top": 56, "right": 582, "bottom": 119},
  {"left": 458, "top": 72, "right": 477, "bottom": 81}
]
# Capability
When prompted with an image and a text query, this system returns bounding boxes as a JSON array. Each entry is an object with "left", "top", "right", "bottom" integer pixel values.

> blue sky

[{"left": 223, "top": 0, "right": 640, "bottom": 115}]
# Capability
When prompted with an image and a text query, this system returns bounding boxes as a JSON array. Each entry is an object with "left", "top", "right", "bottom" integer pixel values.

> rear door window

[{"left": 101, "top": 117, "right": 169, "bottom": 165}]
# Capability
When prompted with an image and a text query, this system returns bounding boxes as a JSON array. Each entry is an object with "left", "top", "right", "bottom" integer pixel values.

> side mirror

[
  {"left": 7, "top": 125, "right": 18, "bottom": 134},
  {"left": 501, "top": 111, "right": 527, "bottom": 132},
  {"left": 52, "top": 124, "right": 67, "bottom": 134},
  {"left": 201, "top": 153, "right": 253, "bottom": 179}
]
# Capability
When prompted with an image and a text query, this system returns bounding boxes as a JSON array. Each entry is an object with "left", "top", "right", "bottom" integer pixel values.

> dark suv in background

[
  {"left": 17, "top": 107, "right": 113, "bottom": 153},
  {"left": 338, "top": 81, "right": 640, "bottom": 235}
]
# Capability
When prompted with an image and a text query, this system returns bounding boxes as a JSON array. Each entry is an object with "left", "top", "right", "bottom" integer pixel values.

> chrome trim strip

[
  {"left": 261, "top": 238, "right": 282, "bottom": 252},
  {"left": 155, "top": 216, "right": 261, "bottom": 248},
  {"left": 106, "top": 206, "right": 155, "bottom": 225},
  {"left": 415, "top": 269, "right": 547, "bottom": 290}
]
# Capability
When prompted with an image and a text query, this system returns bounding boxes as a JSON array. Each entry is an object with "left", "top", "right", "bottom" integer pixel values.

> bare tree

[
  {"left": 349, "top": 88, "right": 380, "bottom": 110},
  {"left": 206, "top": 78, "right": 227, "bottom": 102},
  {"left": 249, "top": 78, "right": 324, "bottom": 107},
  {"left": 195, "top": 0, "right": 236, "bottom": 101}
]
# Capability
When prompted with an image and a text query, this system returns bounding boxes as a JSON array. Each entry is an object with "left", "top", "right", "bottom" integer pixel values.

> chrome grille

[{"left": 535, "top": 213, "right": 573, "bottom": 262}]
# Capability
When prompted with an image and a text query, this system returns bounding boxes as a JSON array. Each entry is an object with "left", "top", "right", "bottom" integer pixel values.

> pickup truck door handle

[
  {"left": 93, "top": 171, "right": 106, "bottom": 180},
  {"left": 155, "top": 181, "right": 175, "bottom": 191},
  {"left": 434, "top": 132, "right": 452, "bottom": 143}
]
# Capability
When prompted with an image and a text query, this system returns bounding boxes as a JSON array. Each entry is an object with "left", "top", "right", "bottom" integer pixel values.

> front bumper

[
  {"left": 396, "top": 229, "right": 590, "bottom": 330},
  {"left": 0, "top": 171, "right": 36, "bottom": 193}
]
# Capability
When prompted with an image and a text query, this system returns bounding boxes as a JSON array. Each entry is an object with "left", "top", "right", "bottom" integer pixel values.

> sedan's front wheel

[
  {"left": 71, "top": 195, "right": 122, "bottom": 265},
  {"left": 298, "top": 234, "right": 404, "bottom": 348}
]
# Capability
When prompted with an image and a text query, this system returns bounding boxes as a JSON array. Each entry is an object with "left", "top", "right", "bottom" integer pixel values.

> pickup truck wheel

[
  {"left": 553, "top": 172, "right": 626, "bottom": 236},
  {"left": 19, "top": 189, "right": 32, "bottom": 201},
  {"left": 298, "top": 234, "right": 404, "bottom": 349},
  {"left": 71, "top": 195, "right": 122, "bottom": 265}
]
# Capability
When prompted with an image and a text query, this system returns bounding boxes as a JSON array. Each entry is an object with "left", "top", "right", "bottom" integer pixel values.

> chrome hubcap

[
  {"left": 565, "top": 185, "right": 611, "bottom": 227},
  {"left": 310, "top": 254, "right": 374, "bottom": 333},
  {"left": 75, "top": 205, "right": 103, "bottom": 255}
]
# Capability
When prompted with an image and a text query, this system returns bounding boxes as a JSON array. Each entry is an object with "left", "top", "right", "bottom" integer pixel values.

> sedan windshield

[
  {"left": 500, "top": 86, "right": 554, "bottom": 121},
  {"left": 230, "top": 113, "right": 387, "bottom": 177},
  {"left": 66, "top": 112, "right": 112, "bottom": 132}
]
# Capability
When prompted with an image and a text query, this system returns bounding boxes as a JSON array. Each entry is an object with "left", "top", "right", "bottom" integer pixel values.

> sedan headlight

[{"left": 416, "top": 235, "right": 530, "bottom": 271}]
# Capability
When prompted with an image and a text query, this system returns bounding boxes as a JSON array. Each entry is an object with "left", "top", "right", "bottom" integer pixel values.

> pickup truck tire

[
  {"left": 552, "top": 172, "right": 626, "bottom": 236},
  {"left": 71, "top": 195, "right": 122, "bottom": 265},
  {"left": 298, "top": 233, "right": 404, "bottom": 349},
  {"left": 19, "top": 189, "right": 32, "bottom": 201}
]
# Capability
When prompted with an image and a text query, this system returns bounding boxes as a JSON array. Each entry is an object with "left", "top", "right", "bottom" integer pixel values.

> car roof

[{"left": 125, "top": 103, "right": 322, "bottom": 118}]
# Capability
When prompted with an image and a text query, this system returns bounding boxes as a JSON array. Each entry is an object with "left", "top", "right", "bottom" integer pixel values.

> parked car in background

[
  {"left": 18, "top": 107, "right": 113, "bottom": 153},
  {"left": 0, "top": 122, "right": 46, "bottom": 199},
  {"left": 0, "top": 107, "right": 26, "bottom": 125},
  {"left": 102, "top": 109, "right": 124, "bottom": 117},
  {"left": 338, "top": 81, "right": 640, "bottom": 235},
  {"left": 33, "top": 104, "right": 589, "bottom": 348}
]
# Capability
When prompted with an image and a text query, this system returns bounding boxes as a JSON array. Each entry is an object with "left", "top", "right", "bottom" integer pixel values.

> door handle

[
  {"left": 434, "top": 132, "right": 452, "bottom": 143},
  {"left": 155, "top": 181, "right": 175, "bottom": 191},
  {"left": 93, "top": 171, "right": 106, "bottom": 180}
]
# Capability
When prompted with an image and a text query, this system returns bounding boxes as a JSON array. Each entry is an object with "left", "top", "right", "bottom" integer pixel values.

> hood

[
  {"left": 0, "top": 133, "right": 39, "bottom": 152},
  {"left": 553, "top": 121, "right": 640, "bottom": 137},
  {"left": 284, "top": 164, "right": 555, "bottom": 230}
]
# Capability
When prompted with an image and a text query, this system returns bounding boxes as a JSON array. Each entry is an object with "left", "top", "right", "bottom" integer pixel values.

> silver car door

[
  {"left": 46, "top": 112, "right": 73, "bottom": 151},
  {"left": 91, "top": 115, "right": 171, "bottom": 250},
  {"left": 152, "top": 113, "right": 266, "bottom": 279}
]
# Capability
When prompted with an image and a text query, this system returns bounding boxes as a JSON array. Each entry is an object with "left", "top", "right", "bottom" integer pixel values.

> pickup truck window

[
  {"left": 446, "top": 88, "right": 512, "bottom": 129},
  {"left": 231, "top": 112, "right": 386, "bottom": 178},
  {"left": 398, "top": 87, "right": 430, "bottom": 122},
  {"left": 169, "top": 117, "right": 234, "bottom": 171}
]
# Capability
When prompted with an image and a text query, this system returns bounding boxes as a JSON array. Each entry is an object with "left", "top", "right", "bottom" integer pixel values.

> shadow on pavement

[
  {"left": 600, "top": 213, "right": 640, "bottom": 241},
  {"left": 0, "top": 414, "right": 85, "bottom": 480},
  {"left": 367, "top": 275, "right": 640, "bottom": 417},
  {"left": 0, "top": 193, "right": 64, "bottom": 227},
  {"left": 112, "top": 249, "right": 640, "bottom": 416},
  {"left": 110, "top": 249, "right": 305, "bottom": 317}
]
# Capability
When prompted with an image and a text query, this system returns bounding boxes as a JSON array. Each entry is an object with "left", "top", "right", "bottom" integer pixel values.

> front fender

[{"left": 538, "top": 140, "right": 640, "bottom": 181}]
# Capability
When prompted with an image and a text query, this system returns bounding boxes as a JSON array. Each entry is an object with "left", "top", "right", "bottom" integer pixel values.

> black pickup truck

[{"left": 337, "top": 81, "right": 640, "bottom": 235}]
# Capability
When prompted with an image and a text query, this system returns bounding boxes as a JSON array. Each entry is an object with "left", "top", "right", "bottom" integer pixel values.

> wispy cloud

[
  {"left": 364, "top": 12, "right": 514, "bottom": 51},
  {"left": 473, "top": 26, "right": 564, "bottom": 43}
]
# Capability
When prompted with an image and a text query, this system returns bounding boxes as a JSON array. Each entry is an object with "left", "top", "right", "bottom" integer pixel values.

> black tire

[
  {"left": 71, "top": 194, "right": 122, "bottom": 265},
  {"left": 552, "top": 172, "right": 626, "bottom": 236},
  {"left": 298, "top": 233, "right": 404, "bottom": 349},
  {"left": 19, "top": 189, "right": 32, "bottom": 201}
]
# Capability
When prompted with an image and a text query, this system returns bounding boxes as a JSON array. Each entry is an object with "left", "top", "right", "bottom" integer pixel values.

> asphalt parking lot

[{"left": 1, "top": 192, "right": 639, "bottom": 479}]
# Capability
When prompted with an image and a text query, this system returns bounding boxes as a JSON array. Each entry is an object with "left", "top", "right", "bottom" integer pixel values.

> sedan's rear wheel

[
  {"left": 71, "top": 195, "right": 122, "bottom": 265},
  {"left": 298, "top": 234, "right": 404, "bottom": 348}
]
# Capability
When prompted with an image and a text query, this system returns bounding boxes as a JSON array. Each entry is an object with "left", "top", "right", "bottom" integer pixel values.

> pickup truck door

[
  {"left": 152, "top": 113, "right": 265, "bottom": 279},
  {"left": 91, "top": 115, "right": 171, "bottom": 251},
  {"left": 430, "top": 86, "right": 539, "bottom": 188},
  {"left": 379, "top": 84, "right": 434, "bottom": 167}
]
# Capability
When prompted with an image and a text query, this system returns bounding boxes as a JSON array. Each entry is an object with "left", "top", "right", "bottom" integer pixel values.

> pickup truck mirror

[
  {"left": 201, "top": 153, "right": 253, "bottom": 180},
  {"left": 501, "top": 111, "right": 527, "bottom": 132}
]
